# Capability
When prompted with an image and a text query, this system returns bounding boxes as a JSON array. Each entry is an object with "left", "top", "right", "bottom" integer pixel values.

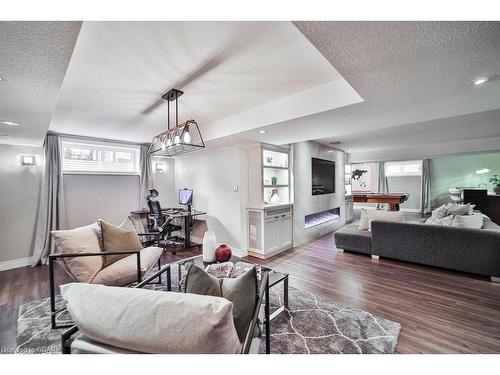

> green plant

[
  {"left": 489, "top": 174, "right": 500, "bottom": 186},
  {"left": 271, "top": 176, "right": 278, "bottom": 185}
]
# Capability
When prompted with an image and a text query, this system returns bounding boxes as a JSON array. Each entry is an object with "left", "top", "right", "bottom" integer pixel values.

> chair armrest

[
  {"left": 241, "top": 270, "right": 269, "bottom": 354},
  {"left": 49, "top": 250, "right": 140, "bottom": 260},
  {"left": 136, "top": 232, "right": 160, "bottom": 237}
]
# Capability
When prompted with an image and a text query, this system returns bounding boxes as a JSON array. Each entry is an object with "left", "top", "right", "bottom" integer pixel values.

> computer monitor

[{"left": 179, "top": 189, "right": 193, "bottom": 206}]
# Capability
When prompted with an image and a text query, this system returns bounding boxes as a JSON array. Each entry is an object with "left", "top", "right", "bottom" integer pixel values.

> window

[
  {"left": 385, "top": 160, "right": 422, "bottom": 177},
  {"left": 62, "top": 139, "right": 140, "bottom": 175}
]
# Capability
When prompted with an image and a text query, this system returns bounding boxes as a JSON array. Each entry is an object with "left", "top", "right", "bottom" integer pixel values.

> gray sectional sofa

[{"left": 334, "top": 219, "right": 500, "bottom": 280}]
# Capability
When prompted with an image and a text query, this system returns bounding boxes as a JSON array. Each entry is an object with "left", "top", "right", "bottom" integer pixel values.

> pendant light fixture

[{"left": 148, "top": 88, "right": 205, "bottom": 157}]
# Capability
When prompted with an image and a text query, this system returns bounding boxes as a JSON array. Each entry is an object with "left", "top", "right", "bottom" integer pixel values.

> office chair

[{"left": 146, "top": 190, "right": 183, "bottom": 249}]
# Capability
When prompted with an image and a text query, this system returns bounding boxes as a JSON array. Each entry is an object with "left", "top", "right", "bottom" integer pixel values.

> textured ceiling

[
  {"left": 0, "top": 22, "right": 82, "bottom": 145},
  {"left": 243, "top": 21, "right": 500, "bottom": 151},
  {"left": 49, "top": 21, "right": 349, "bottom": 143}
]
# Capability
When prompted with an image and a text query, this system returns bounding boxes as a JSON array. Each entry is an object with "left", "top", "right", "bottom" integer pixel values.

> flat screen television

[{"left": 311, "top": 157, "right": 335, "bottom": 195}]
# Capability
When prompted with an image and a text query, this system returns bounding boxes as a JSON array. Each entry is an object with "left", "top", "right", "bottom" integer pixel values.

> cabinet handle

[
  {"left": 274, "top": 216, "right": 279, "bottom": 219},
  {"left": 281, "top": 214, "right": 286, "bottom": 217}
]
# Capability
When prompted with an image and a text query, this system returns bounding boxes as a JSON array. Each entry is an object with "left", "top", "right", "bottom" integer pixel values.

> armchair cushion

[
  {"left": 60, "top": 283, "right": 241, "bottom": 354},
  {"left": 51, "top": 223, "right": 103, "bottom": 283},
  {"left": 99, "top": 220, "right": 143, "bottom": 267},
  {"left": 183, "top": 265, "right": 258, "bottom": 343},
  {"left": 92, "top": 246, "right": 163, "bottom": 286}
]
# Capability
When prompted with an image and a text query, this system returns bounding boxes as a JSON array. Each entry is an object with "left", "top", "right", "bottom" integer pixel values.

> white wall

[
  {"left": 292, "top": 141, "right": 346, "bottom": 246},
  {"left": 0, "top": 144, "right": 43, "bottom": 264},
  {"left": 175, "top": 144, "right": 246, "bottom": 252},
  {"left": 64, "top": 174, "right": 140, "bottom": 228},
  {"left": 151, "top": 157, "right": 176, "bottom": 208}
]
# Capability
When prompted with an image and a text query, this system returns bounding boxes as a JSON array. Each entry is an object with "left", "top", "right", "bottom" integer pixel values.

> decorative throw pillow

[
  {"left": 183, "top": 264, "right": 258, "bottom": 343},
  {"left": 99, "top": 220, "right": 143, "bottom": 267},
  {"left": 451, "top": 213, "right": 483, "bottom": 229},
  {"left": 359, "top": 208, "right": 370, "bottom": 230},
  {"left": 431, "top": 204, "right": 448, "bottom": 219},
  {"left": 425, "top": 214, "right": 453, "bottom": 226},
  {"left": 60, "top": 283, "right": 241, "bottom": 354},
  {"left": 51, "top": 223, "right": 103, "bottom": 283},
  {"left": 367, "top": 210, "right": 405, "bottom": 231},
  {"left": 446, "top": 203, "right": 475, "bottom": 216}
]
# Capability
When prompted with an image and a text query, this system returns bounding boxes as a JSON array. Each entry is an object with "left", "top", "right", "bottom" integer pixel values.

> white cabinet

[
  {"left": 247, "top": 205, "right": 293, "bottom": 259},
  {"left": 246, "top": 143, "right": 293, "bottom": 259}
]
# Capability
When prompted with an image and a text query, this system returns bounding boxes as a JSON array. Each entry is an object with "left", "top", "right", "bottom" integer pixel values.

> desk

[
  {"left": 353, "top": 193, "right": 409, "bottom": 211},
  {"left": 130, "top": 209, "right": 207, "bottom": 249}
]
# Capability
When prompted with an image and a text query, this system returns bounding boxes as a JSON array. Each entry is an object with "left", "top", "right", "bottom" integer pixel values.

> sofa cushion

[
  {"left": 451, "top": 213, "right": 483, "bottom": 229},
  {"left": 99, "top": 220, "right": 143, "bottom": 267},
  {"left": 60, "top": 283, "right": 241, "bottom": 354},
  {"left": 183, "top": 264, "right": 258, "bottom": 343},
  {"left": 334, "top": 224, "right": 372, "bottom": 254},
  {"left": 51, "top": 223, "right": 103, "bottom": 283},
  {"left": 91, "top": 246, "right": 163, "bottom": 286}
]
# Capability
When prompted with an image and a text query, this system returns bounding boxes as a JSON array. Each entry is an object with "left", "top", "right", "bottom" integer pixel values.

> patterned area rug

[{"left": 16, "top": 275, "right": 401, "bottom": 354}]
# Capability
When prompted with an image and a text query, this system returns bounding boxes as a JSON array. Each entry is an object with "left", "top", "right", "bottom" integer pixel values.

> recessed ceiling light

[
  {"left": 259, "top": 130, "right": 267, "bottom": 134},
  {"left": 0, "top": 121, "right": 20, "bottom": 127},
  {"left": 468, "top": 76, "right": 491, "bottom": 86}
]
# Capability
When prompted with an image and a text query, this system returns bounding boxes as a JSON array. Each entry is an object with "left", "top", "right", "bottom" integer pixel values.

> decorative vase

[
  {"left": 494, "top": 185, "right": 500, "bottom": 195},
  {"left": 215, "top": 244, "right": 232, "bottom": 263},
  {"left": 270, "top": 189, "right": 281, "bottom": 205},
  {"left": 202, "top": 231, "right": 217, "bottom": 262}
]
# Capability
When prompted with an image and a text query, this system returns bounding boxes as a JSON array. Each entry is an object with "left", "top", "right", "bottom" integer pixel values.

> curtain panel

[
  {"left": 32, "top": 134, "right": 66, "bottom": 266},
  {"left": 139, "top": 145, "right": 153, "bottom": 210}
]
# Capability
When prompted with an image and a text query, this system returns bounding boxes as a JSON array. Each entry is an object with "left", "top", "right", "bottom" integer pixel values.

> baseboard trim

[{"left": 0, "top": 256, "right": 33, "bottom": 272}]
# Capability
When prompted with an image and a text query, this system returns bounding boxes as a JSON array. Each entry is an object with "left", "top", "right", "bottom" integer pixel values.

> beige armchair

[{"left": 48, "top": 221, "right": 164, "bottom": 329}]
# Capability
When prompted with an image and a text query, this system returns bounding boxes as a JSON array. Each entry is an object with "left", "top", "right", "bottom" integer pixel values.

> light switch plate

[{"left": 233, "top": 185, "right": 239, "bottom": 192}]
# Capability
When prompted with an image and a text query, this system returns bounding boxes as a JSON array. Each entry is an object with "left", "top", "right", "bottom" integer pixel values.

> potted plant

[
  {"left": 271, "top": 176, "right": 278, "bottom": 186},
  {"left": 490, "top": 174, "right": 500, "bottom": 195}
]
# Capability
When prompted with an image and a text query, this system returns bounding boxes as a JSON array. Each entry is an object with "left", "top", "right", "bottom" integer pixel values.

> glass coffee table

[{"left": 174, "top": 255, "right": 289, "bottom": 321}]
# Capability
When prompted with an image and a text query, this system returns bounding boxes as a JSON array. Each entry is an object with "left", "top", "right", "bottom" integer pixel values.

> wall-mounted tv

[{"left": 312, "top": 157, "right": 335, "bottom": 195}]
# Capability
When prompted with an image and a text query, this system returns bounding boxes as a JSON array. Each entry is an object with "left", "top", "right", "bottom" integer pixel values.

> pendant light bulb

[
  {"left": 174, "top": 133, "right": 181, "bottom": 145},
  {"left": 166, "top": 136, "right": 173, "bottom": 148},
  {"left": 183, "top": 127, "right": 192, "bottom": 144}
]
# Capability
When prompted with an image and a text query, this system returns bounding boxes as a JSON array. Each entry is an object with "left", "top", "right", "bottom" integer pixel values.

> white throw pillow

[
  {"left": 367, "top": 210, "right": 405, "bottom": 231},
  {"left": 446, "top": 203, "right": 475, "bottom": 216},
  {"left": 359, "top": 208, "right": 370, "bottom": 230},
  {"left": 431, "top": 204, "right": 448, "bottom": 219},
  {"left": 60, "top": 283, "right": 241, "bottom": 354},
  {"left": 51, "top": 223, "right": 103, "bottom": 283},
  {"left": 451, "top": 213, "right": 483, "bottom": 229},
  {"left": 425, "top": 214, "right": 453, "bottom": 226}
]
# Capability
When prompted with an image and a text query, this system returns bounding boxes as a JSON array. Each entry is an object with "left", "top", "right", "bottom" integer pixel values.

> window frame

[
  {"left": 384, "top": 160, "right": 422, "bottom": 177},
  {"left": 61, "top": 138, "right": 141, "bottom": 176}
]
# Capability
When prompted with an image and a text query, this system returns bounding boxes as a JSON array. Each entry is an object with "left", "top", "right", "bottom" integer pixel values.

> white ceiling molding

[
  {"left": 202, "top": 78, "right": 362, "bottom": 141},
  {"left": 49, "top": 21, "right": 354, "bottom": 144}
]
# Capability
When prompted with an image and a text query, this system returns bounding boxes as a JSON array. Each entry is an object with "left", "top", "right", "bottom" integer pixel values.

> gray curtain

[
  {"left": 139, "top": 145, "right": 153, "bottom": 209},
  {"left": 421, "top": 158, "right": 431, "bottom": 214},
  {"left": 32, "top": 134, "right": 66, "bottom": 266},
  {"left": 378, "top": 161, "right": 388, "bottom": 193}
]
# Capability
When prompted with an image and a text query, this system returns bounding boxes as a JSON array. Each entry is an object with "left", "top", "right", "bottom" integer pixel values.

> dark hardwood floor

[{"left": 2, "top": 234, "right": 500, "bottom": 353}]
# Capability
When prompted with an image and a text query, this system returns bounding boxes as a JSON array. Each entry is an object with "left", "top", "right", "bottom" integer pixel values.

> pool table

[{"left": 352, "top": 193, "right": 409, "bottom": 211}]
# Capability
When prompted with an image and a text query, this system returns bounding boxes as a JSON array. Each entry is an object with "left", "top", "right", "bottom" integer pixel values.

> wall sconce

[
  {"left": 21, "top": 155, "right": 36, "bottom": 166},
  {"left": 155, "top": 162, "right": 164, "bottom": 173}
]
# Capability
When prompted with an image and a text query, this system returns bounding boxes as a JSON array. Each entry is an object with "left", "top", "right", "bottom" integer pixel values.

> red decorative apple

[{"left": 215, "top": 244, "right": 232, "bottom": 263}]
